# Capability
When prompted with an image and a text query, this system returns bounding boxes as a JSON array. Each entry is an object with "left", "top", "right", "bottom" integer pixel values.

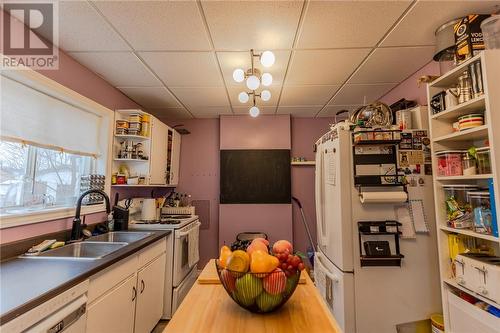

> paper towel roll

[
  {"left": 141, "top": 198, "right": 157, "bottom": 221},
  {"left": 359, "top": 191, "right": 407, "bottom": 204}
]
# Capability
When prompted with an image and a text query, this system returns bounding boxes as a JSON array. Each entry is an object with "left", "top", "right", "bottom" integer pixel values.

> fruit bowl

[{"left": 215, "top": 259, "right": 300, "bottom": 313}]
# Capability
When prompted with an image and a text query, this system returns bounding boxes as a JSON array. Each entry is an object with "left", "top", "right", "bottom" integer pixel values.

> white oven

[{"left": 173, "top": 220, "right": 201, "bottom": 286}]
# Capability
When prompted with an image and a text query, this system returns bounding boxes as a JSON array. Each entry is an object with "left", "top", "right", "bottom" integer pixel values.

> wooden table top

[{"left": 163, "top": 260, "right": 342, "bottom": 333}]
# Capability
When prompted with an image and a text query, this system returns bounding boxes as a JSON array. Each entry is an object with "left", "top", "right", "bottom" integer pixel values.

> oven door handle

[{"left": 176, "top": 221, "right": 201, "bottom": 238}]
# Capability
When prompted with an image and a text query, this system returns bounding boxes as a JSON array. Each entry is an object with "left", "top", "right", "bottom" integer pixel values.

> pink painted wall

[
  {"left": 173, "top": 119, "right": 220, "bottom": 267},
  {"left": 291, "top": 117, "right": 335, "bottom": 254},
  {"left": 220, "top": 115, "right": 291, "bottom": 150},
  {"left": 0, "top": 11, "right": 142, "bottom": 244},
  {"left": 380, "top": 61, "right": 440, "bottom": 106},
  {"left": 219, "top": 115, "right": 292, "bottom": 253}
]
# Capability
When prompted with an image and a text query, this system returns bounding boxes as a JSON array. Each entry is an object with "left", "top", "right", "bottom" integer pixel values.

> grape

[
  {"left": 287, "top": 265, "right": 293, "bottom": 271},
  {"left": 298, "top": 263, "right": 305, "bottom": 271}
]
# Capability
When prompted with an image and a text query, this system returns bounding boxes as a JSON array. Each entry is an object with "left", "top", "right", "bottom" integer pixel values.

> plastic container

[
  {"left": 476, "top": 146, "right": 491, "bottom": 174},
  {"left": 468, "top": 191, "right": 493, "bottom": 235},
  {"left": 430, "top": 314, "right": 444, "bottom": 333},
  {"left": 462, "top": 155, "right": 477, "bottom": 175},
  {"left": 481, "top": 15, "right": 500, "bottom": 49},
  {"left": 436, "top": 150, "right": 465, "bottom": 177},
  {"left": 444, "top": 185, "right": 478, "bottom": 226}
]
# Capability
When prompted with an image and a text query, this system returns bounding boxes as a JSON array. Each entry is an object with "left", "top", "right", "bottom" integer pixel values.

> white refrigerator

[{"left": 314, "top": 124, "right": 442, "bottom": 333}]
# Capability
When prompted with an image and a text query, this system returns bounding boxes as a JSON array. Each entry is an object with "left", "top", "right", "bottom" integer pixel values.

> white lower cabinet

[
  {"left": 134, "top": 253, "right": 166, "bottom": 333},
  {"left": 86, "top": 273, "right": 137, "bottom": 333},
  {"left": 86, "top": 238, "right": 167, "bottom": 333}
]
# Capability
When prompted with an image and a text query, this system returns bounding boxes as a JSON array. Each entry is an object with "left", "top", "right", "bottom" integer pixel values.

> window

[
  {"left": 1, "top": 67, "right": 112, "bottom": 226},
  {"left": 0, "top": 140, "right": 94, "bottom": 215}
]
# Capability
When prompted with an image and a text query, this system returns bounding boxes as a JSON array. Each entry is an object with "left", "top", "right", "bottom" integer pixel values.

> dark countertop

[{"left": 0, "top": 230, "right": 170, "bottom": 325}]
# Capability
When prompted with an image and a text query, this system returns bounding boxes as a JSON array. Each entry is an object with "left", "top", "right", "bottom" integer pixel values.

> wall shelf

[
  {"left": 439, "top": 225, "right": 499, "bottom": 243},
  {"left": 436, "top": 174, "right": 493, "bottom": 181},
  {"left": 431, "top": 95, "right": 486, "bottom": 120},
  {"left": 444, "top": 279, "right": 500, "bottom": 309},
  {"left": 432, "top": 125, "right": 488, "bottom": 143},
  {"left": 291, "top": 161, "right": 315, "bottom": 166},
  {"left": 113, "top": 158, "right": 148, "bottom": 162},
  {"left": 430, "top": 53, "right": 482, "bottom": 88},
  {"left": 114, "top": 134, "right": 150, "bottom": 141}
]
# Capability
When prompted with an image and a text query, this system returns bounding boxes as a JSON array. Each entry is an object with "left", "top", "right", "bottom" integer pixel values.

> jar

[
  {"left": 141, "top": 114, "right": 150, "bottom": 137},
  {"left": 443, "top": 185, "right": 478, "bottom": 226},
  {"left": 436, "top": 150, "right": 466, "bottom": 177},
  {"left": 467, "top": 191, "right": 492, "bottom": 235},
  {"left": 116, "top": 174, "right": 126, "bottom": 184},
  {"left": 476, "top": 147, "right": 491, "bottom": 174},
  {"left": 462, "top": 155, "right": 477, "bottom": 175}
]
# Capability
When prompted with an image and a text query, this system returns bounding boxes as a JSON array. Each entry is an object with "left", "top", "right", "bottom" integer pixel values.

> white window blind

[{"left": 1, "top": 76, "right": 102, "bottom": 157}]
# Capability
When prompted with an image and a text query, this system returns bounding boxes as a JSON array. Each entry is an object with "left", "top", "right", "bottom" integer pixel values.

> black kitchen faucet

[{"left": 70, "top": 189, "right": 111, "bottom": 241}]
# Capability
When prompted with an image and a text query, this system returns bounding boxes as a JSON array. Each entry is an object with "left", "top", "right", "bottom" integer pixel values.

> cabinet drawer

[
  {"left": 138, "top": 238, "right": 166, "bottom": 268},
  {"left": 447, "top": 290, "right": 500, "bottom": 333},
  {"left": 88, "top": 255, "right": 138, "bottom": 304}
]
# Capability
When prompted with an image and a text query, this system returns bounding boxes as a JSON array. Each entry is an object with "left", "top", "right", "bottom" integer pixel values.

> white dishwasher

[{"left": 1, "top": 281, "right": 89, "bottom": 333}]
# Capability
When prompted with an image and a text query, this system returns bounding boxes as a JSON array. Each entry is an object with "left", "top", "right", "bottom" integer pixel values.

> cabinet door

[
  {"left": 134, "top": 253, "right": 166, "bottom": 333},
  {"left": 86, "top": 273, "right": 137, "bottom": 333},
  {"left": 170, "top": 130, "right": 181, "bottom": 185},
  {"left": 149, "top": 117, "right": 168, "bottom": 185}
]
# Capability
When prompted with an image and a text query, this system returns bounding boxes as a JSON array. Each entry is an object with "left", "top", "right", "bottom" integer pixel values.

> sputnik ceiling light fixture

[{"left": 232, "top": 49, "right": 275, "bottom": 117}]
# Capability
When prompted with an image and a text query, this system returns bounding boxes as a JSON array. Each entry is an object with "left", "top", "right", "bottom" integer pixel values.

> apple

[
  {"left": 236, "top": 273, "right": 263, "bottom": 300},
  {"left": 272, "top": 240, "right": 293, "bottom": 254},
  {"left": 256, "top": 292, "right": 282, "bottom": 312},
  {"left": 263, "top": 268, "right": 286, "bottom": 295},
  {"left": 220, "top": 269, "right": 236, "bottom": 293}
]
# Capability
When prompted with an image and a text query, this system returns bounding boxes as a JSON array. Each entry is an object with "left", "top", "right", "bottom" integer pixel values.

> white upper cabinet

[{"left": 112, "top": 110, "right": 181, "bottom": 187}]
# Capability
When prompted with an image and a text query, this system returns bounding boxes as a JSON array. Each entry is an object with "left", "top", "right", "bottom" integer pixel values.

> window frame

[{"left": 0, "top": 62, "right": 113, "bottom": 229}]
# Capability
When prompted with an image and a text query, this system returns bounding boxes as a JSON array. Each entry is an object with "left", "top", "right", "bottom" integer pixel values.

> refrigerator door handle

[
  {"left": 316, "top": 253, "right": 339, "bottom": 283},
  {"left": 315, "top": 148, "right": 328, "bottom": 247}
]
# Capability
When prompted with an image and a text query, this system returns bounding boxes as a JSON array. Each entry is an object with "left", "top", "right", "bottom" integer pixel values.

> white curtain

[{"left": 1, "top": 75, "right": 102, "bottom": 156}]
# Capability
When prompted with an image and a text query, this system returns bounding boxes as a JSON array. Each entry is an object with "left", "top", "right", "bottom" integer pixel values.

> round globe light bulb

[
  {"left": 232, "top": 68, "right": 245, "bottom": 83},
  {"left": 249, "top": 106, "right": 260, "bottom": 117},
  {"left": 260, "top": 90, "right": 271, "bottom": 101},
  {"left": 238, "top": 92, "right": 249, "bottom": 103},
  {"left": 260, "top": 51, "right": 275, "bottom": 68},
  {"left": 246, "top": 75, "right": 260, "bottom": 90},
  {"left": 261, "top": 73, "right": 273, "bottom": 86}
]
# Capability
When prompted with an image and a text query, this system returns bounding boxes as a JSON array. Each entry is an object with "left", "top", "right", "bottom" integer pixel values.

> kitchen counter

[
  {"left": 0, "top": 230, "right": 170, "bottom": 325},
  {"left": 163, "top": 260, "right": 342, "bottom": 333}
]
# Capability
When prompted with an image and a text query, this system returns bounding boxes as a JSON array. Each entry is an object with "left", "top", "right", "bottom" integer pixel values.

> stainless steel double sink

[{"left": 21, "top": 232, "right": 153, "bottom": 261}]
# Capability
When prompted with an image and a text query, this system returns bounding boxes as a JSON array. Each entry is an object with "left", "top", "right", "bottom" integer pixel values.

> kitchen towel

[
  {"left": 359, "top": 191, "right": 408, "bottom": 204},
  {"left": 188, "top": 222, "right": 200, "bottom": 267}
]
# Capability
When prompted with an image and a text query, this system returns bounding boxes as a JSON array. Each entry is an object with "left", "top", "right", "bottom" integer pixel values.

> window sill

[{"left": 0, "top": 204, "right": 106, "bottom": 229}]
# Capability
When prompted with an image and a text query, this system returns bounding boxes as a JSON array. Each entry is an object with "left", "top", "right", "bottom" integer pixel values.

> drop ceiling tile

[
  {"left": 233, "top": 106, "right": 277, "bottom": 115},
  {"left": 381, "top": 1, "right": 500, "bottom": 47},
  {"left": 350, "top": 46, "right": 435, "bottom": 84},
  {"left": 139, "top": 52, "right": 223, "bottom": 87},
  {"left": 227, "top": 86, "right": 280, "bottom": 107},
  {"left": 217, "top": 50, "right": 290, "bottom": 87},
  {"left": 297, "top": 1, "right": 411, "bottom": 48},
  {"left": 280, "top": 85, "right": 340, "bottom": 106},
  {"left": 286, "top": 49, "right": 371, "bottom": 85},
  {"left": 201, "top": 1, "right": 303, "bottom": 50},
  {"left": 69, "top": 52, "right": 160, "bottom": 87},
  {"left": 276, "top": 106, "right": 323, "bottom": 117},
  {"left": 148, "top": 108, "right": 193, "bottom": 121},
  {"left": 319, "top": 105, "right": 363, "bottom": 118},
  {"left": 93, "top": 1, "right": 211, "bottom": 51},
  {"left": 170, "top": 87, "right": 229, "bottom": 108},
  {"left": 190, "top": 106, "right": 233, "bottom": 118},
  {"left": 55, "top": 1, "right": 130, "bottom": 52},
  {"left": 117, "top": 87, "right": 181, "bottom": 108},
  {"left": 329, "top": 83, "right": 397, "bottom": 105}
]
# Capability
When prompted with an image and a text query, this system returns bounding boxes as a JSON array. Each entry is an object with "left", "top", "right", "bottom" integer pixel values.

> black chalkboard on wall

[{"left": 220, "top": 149, "right": 291, "bottom": 204}]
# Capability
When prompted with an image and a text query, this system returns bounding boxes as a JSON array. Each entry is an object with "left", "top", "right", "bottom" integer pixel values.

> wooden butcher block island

[{"left": 163, "top": 260, "right": 342, "bottom": 333}]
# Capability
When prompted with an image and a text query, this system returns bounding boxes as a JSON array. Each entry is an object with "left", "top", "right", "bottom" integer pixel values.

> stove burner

[
  {"left": 159, "top": 219, "right": 181, "bottom": 225},
  {"left": 137, "top": 220, "right": 160, "bottom": 224}
]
